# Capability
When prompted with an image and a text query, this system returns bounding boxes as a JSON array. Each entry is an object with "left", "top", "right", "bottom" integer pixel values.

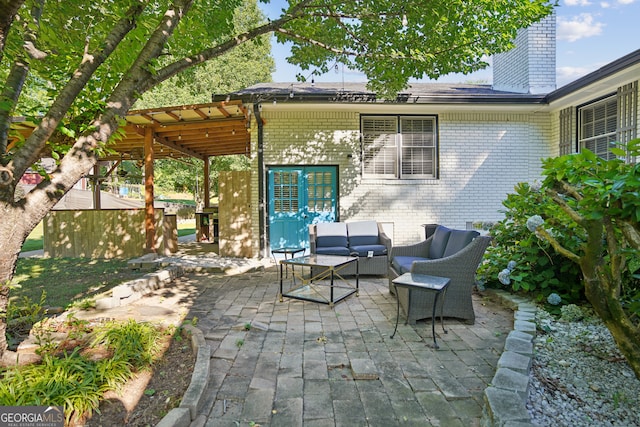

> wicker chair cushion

[
  {"left": 316, "top": 222, "right": 348, "bottom": 248},
  {"left": 442, "top": 229, "right": 480, "bottom": 257},
  {"left": 315, "top": 246, "right": 352, "bottom": 256},
  {"left": 391, "top": 255, "right": 428, "bottom": 274},
  {"left": 347, "top": 221, "right": 379, "bottom": 246},
  {"left": 349, "top": 244, "right": 388, "bottom": 257},
  {"left": 427, "top": 226, "right": 452, "bottom": 258}
]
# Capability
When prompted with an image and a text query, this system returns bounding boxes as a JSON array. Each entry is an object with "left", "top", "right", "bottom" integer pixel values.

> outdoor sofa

[
  {"left": 388, "top": 225, "right": 491, "bottom": 324},
  {"left": 309, "top": 220, "right": 391, "bottom": 275}
]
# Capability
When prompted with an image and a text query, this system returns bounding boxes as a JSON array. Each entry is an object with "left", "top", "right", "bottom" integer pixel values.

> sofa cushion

[
  {"left": 442, "top": 229, "right": 480, "bottom": 258},
  {"left": 316, "top": 222, "right": 348, "bottom": 248},
  {"left": 391, "top": 256, "right": 428, "bottom": 274},
  {"left": 349, "top": 244, "right": 388, "bottom": 257},
  {"left": 347, "top": 221, "right": 379, "bottom": 246},
  {"left": 316, "top": 246, "right": 352, "bottom": 256},
  {"left": 427, "top": 225, "right": 452, "bottom": 259}
]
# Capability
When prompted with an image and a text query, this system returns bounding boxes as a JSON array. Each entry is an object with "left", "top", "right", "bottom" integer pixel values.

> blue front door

[{"left": 268, "top": 166, "right": 337, "bottom": 250}]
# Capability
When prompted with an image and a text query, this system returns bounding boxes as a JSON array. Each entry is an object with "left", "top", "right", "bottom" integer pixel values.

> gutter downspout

[{"left": 253, "top": 103, "right": 266, "bottom": 258}]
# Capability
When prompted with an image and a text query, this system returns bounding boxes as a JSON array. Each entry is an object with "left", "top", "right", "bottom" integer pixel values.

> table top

[
  {"left": 281, "top": 254, "right": 357, "bottom": 268},
  {"left": 392, "top": 272, "right": 450, "bottom": 291},
  {"left": 272, "top": 247, "right": 305, "bottom": 254}
]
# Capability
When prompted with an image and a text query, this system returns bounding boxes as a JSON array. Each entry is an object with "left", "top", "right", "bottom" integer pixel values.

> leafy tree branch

[
  {"left": 534, "top": 226, "right": 582, "bottom": 264},
  {"left": 3, "top": 2, "right": 148, "bottom": 192},
  {"left": 149, "top": 9, "right": 301, "bottom": 91}
]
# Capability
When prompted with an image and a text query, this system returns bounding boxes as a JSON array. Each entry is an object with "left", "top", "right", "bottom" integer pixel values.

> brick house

[{"left": 229, "top": 15, "right": 639, "bottom": 258}]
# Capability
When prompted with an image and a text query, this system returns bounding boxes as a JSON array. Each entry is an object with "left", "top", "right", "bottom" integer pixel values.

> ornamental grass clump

[
  {"left": 91, "top": 319, "right": 161, "bottom": 369},
  {"left": 0, "top": 319, "right": 163, "bottom": 424}
]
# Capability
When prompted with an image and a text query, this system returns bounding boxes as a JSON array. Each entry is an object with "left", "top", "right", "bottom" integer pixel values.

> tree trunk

[
  {"left": 0, "top": 203, "right": 31, "bottom": 365},
  {"left": 0, "top": 140, "right": 97, "bottom": 362},
  {"left": 582, "top": 267, "right": 640, "bottom": 380}
]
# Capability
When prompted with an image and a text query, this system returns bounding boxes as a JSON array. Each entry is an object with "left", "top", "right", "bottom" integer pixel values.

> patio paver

[{"left": 182, "top": 269, "right": 513, "bottom": 426}]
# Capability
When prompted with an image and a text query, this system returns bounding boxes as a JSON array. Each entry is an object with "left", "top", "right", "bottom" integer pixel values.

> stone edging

[
  {"left": 95, "top": 264, "right": 184, "bottom": 310},
  {"left": 481, "top": 289, "right": 537, "bottom": 427},
  {"left": 97, "top": 256, "right": 265, "bottom": 427},
  {"left": 156, "top": 323, "right": 211, "bottom": 427}
]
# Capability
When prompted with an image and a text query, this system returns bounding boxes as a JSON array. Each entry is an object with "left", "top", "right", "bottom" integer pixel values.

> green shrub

[
  {"left": 5, "top": 291, "right": 48, "bottom": 350},
  {"left": 478, "top": 182, "right": 583, "bottom": 304}
]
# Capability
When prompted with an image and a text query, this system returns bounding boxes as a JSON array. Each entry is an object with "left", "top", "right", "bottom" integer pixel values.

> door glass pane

[
  {"left": 273, "top": 171, "right": 299, "bottom": 213},
  {"left": 307, "top": 171, "right": 333, "bottom": 212}
]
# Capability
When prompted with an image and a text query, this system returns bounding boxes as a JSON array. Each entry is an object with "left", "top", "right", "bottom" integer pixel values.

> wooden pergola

[
  {"left": 116, "top": 100, "right": 251, "bottom": 252},
  {"left": 11, "top": 100, "right": 252, "bottom": 253}
]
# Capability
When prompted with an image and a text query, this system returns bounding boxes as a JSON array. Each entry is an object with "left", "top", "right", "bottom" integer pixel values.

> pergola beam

[{"left": 153, "top": 134, "right": 206, "bottom": 160}]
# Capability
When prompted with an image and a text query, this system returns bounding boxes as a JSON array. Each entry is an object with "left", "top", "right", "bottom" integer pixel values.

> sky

[{"left": 259, "top": 0, "right": 640, "bottom": 88}]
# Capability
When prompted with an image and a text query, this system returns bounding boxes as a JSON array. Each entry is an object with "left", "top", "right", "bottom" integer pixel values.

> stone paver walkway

[{"left": 176, "top": 269, "right": 513, "bottom": 427}]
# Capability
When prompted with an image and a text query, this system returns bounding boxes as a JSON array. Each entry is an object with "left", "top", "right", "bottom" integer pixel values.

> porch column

[
  {"left": 92, "top": 164, "right": 101, "bottom": 209},
  {"left": 144, "top": 127, "right": 156, "bottom": 252},
  {"left": 203, "top": 155, "right": 210, "bottom": 208}
]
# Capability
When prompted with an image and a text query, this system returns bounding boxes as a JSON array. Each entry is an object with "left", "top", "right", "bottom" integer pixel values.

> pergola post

[
  {"left": 144, "top": 127, "right": 156, "bottom": 253},
  {"left": 203, "top": 156, "right": 210, "bottom": 208},
  {"left": 92, "top": 164, "right": 101, "bottom": 210}
]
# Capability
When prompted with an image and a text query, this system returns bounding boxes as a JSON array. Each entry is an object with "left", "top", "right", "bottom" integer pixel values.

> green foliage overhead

[
  {"left": 135, "top": 0, "right": 274, "bottom": 109},
  {"left": 278, "top": 0, "right": 555, "bottom": 95}
]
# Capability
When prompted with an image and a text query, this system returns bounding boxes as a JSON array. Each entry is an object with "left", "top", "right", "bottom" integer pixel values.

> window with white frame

[
  {"left": 579, "top": 96, "right": 618, "bottom": 160},
  {"left": 560, "top": 82, "right": 637, "bottom": 161},
  {"left": 578, "top": 96, "right": 618, "bottom": 159},
  {"left": 361, "top": 115, "right": 437, "bottom": 179}
]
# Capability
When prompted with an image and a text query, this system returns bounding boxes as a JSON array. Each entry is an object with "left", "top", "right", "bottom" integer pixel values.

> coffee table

[
  {"left": 390, "top": 272, "right": 450, "bottom": 349},
  {"left": 279, "top": 254, "right": 359, "bottom": 307}
]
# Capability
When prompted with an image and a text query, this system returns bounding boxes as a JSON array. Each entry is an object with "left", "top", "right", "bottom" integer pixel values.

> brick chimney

[{"left": 492, "top": 13, "right": 556, "bottom": 94}]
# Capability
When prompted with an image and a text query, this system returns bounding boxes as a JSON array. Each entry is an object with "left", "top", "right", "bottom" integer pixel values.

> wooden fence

[
  {"left": 43, "top": 209, "right": 174, "bottom": 258},
  {"left": 218, "top": 171, "right": 252, "bottom": 258}
]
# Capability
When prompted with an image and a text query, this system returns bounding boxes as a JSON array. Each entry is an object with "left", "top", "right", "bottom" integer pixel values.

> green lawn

[
  {"left": 21, "top": 222, "right": 44, "bottom": 252},
  {"left": 12, "top": 258, "right": 149, "bottom": 309}
]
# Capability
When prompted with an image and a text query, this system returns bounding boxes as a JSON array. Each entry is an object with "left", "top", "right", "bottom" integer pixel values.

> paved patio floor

[{"left": 164, "top": 268, "right": 514, "bottom": 426}]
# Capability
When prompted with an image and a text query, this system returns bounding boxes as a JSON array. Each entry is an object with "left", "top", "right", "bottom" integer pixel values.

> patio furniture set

[{"left": 276, "top": 220, "right": 491, "bottom": 348}]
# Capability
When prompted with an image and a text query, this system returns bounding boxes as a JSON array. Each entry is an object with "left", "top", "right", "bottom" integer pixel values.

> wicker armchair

[{"left": 388, "top": 226, "right": 491, "bottom": 324}]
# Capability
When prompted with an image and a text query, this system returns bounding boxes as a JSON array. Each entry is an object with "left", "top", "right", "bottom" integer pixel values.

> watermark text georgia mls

[{"left": 0, "top": 406, "right": 64, "bottom": 427}]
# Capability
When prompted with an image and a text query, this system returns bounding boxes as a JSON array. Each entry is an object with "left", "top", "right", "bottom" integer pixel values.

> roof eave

[
  {"left": 545, "top": 48, "right": 640, "bottom": 103},
  {"left": 225, "top": 92, "right": 547, "bottom": 106}
]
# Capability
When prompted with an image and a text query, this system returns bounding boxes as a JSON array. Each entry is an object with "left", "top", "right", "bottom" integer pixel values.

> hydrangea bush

[{"left": 477, "top": 182, "right": 583, "bottom": 305}]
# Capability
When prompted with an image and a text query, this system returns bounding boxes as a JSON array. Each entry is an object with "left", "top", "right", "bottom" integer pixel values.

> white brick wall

[
  {"left": 493, "top": 14, "right": 556, "bottom": 94},
  {"left": 248, "top": 107, "right": 555, "bottom": 254}
]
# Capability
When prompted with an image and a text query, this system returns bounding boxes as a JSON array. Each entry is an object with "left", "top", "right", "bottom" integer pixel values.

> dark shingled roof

[
  {"left": 228, "top": 49, "right": 640, "bottom": 107},
  {"left": 230, "top": 82, "right": 546, "bottom": 105}
]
